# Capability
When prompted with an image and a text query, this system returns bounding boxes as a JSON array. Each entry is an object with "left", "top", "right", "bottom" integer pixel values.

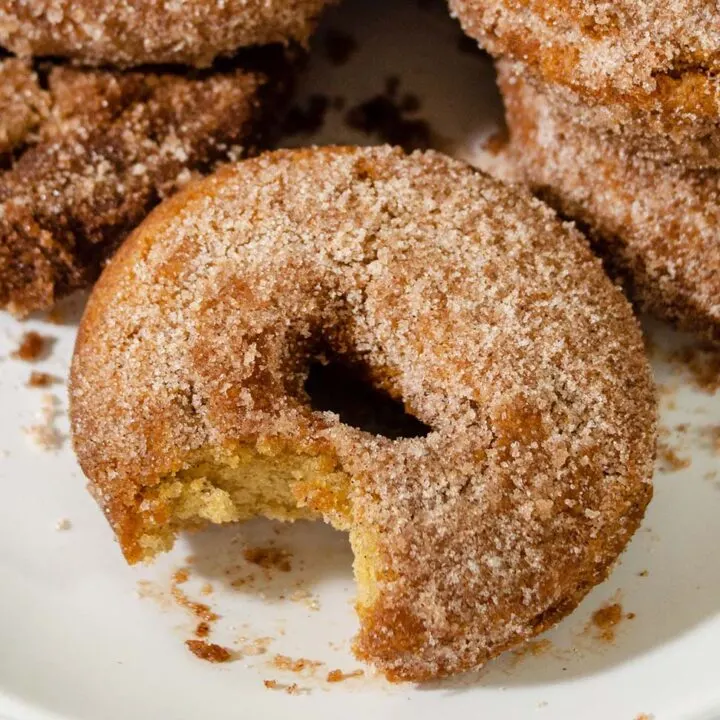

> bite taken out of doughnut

[{"left": 70, "top": 146, "right": 656, "bottom": 682}]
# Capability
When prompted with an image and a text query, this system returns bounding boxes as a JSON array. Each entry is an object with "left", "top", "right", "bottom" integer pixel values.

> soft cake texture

[
  {"left": 70, "top": 146, "right": 656, "bottom": 681},
  {"left": 0, "top": 0, "right": 335, "bottom": 67},
  {"left": 498, "top": 64, "right": 720, "bottom": 345}
]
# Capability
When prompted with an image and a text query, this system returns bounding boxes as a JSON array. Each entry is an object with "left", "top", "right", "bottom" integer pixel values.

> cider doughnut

[
  {"left": 500, "top": 60, "right": 720, "bottom": 170},
  {"left": 0, "top": 50, "right": 291, "bottom": 315},
  {"left": 450, "top": 0, "right": 720, "bottom": 155},
  {"left": 70, "top": 146, "right": 656, "bottom": 681},
  {"left": 498, "top": 63, "right": 720, "bottom": 345},
  {"left": 0, "top": 0, "right": 334, "bottom": 67}
]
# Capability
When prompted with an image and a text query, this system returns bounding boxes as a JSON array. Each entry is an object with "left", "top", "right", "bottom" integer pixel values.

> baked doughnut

[
  {"left": 70, "top": 146, "right": 656, "bottom": 681},
  {"left": 500, "top": 60, "right": 720, "bottom": 170},
  {"left": 0, "top": 50, "right": 291, "bottom": 315},
  {"left": 0, "top": 0, "right": 334, "bottom": 67},
  {"left": 497, "top": 63, "right": 720, "bottom": 345},
  {"left": 450, "top": 0, "right": 720, "bottom": 156}
]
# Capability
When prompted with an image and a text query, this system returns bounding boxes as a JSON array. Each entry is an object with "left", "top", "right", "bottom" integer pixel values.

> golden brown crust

[
  {"left": 0, "top": 0, "right": 334, "bottom": 67},
  {"left": 498, "top": 63, "right": 720, "bottom": 345},
  {"left": 450, "top": 0, "right": 720, "bottom": 126},
  {"left": 70, "top": 146, "right": 656, "bottom": 681},
  {"left": 0, "top": 50, "right": 292, "bottom": 315}
]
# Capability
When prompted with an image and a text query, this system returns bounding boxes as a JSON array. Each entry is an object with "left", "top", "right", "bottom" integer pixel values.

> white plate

[{"left": 1, "top": 1, "right": 719, "bottom": 718}]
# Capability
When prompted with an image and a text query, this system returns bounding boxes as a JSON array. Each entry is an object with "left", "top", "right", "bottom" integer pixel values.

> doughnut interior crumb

[
  {"left": 133, "top": 443, "right": 383, "bottom": 623},
  {"left": 134, "top": 446, "right": 330, "bottom": 556}
]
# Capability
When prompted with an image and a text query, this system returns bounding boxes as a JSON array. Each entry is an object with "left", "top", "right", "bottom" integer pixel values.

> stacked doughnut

[
  {"left": 451, "top": 0, "right": 720, "bottom": 344},
  {"left": 0, "top": 1, "right": 335, "bottom": 315}
]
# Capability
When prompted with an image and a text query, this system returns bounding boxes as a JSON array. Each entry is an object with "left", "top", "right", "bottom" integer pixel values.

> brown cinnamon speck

[
  {"left": 11, "top": 331, "right": 48, "bottom": 361},
  {"left": 170, "top": 569, "right": 218, "bottom": 623},
  {"left": 589, "top": 602, "right": 624, "bottom": 643},
  {"left": 326, "top": 668, "right": 364, "bottom": 682},
  {"left": 263, "top": 679, "right": 304, "bottom": 694},
  {"left": 271, "top": 654, "right": 324, "bottom": 673},
  {"left": 27, "top": 371, "right": 56, "bottom": 387},
  {"left": 195, "top": 621, "right": 210, "bottom": 638},
  {"left": 171, "top": 585, "right": 217, "bottom": 622},
  {"left": 185, "top": 639, "right": 232, "bottom": 663}
]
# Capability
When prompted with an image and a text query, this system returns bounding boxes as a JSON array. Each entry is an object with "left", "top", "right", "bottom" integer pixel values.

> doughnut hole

[{"left": 128, "top": 356, "right": 428, "bottom": 570}]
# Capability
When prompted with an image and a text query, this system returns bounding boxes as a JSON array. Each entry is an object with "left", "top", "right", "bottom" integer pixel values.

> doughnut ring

[{"left": 70, "top": 146, "right": 656, "bottom": 681}]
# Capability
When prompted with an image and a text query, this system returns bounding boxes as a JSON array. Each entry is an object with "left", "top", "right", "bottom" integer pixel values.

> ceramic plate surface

[{"left": 1, "top": 1, "right": 719, "bottom": 718}]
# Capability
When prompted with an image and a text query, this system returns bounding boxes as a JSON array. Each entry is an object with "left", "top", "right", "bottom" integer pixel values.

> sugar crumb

[
  {"left": 11, "top": 331, "right": 49, "bottom": 361},
  {"left": 326, "top": 668, "right": 364, "bottom": 683},
  {"left": 270, "top": 654, "right": 324, "bottom": 674},
  {"left": 27, "top": 371, "right": 57, "bottom": 388},
  {"left": 185, "top": 639, "right": 232, "bottom": 663}
]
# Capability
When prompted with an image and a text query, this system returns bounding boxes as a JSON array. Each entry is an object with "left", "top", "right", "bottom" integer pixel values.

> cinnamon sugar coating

[
  {"left": 0, "top": 50, "right": 292, "bottom": 315},
  {"left": 498, "top": 64, "right": 720, "bottom": 345},
  {"left": 0, "top": 0, "right": 334, "bottom": 67},
  {"left": 450, "top": 0, "right": 720, "bottom": 125},
  {"left": 0, "top": 58, "right": 48, "bottom": 159},
  {"left": 70, "top": 146, "right": 656, "bottom": 681},
  {"left": 501, "top": 61, "right": 720, "bottom": 170}
]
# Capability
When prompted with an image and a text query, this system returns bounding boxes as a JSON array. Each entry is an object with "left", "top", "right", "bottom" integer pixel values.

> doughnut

[
  {"left": 449, "top": 0, "right": 720, "bottom": 150},
  {"left": 500, "top": 60, "right": 720, "bottom": 170},
  {"left": 0, "top": 0, "right": 334, "bottom": 67},
  {"left": 497, "top": 62, "right": 720, "bottom": 345},
  {"left": 70, "top": 146, "right": 656, "bottom": 681},
  {"left": 0, "top": 50, "right": 291, "bottom": 315}
]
